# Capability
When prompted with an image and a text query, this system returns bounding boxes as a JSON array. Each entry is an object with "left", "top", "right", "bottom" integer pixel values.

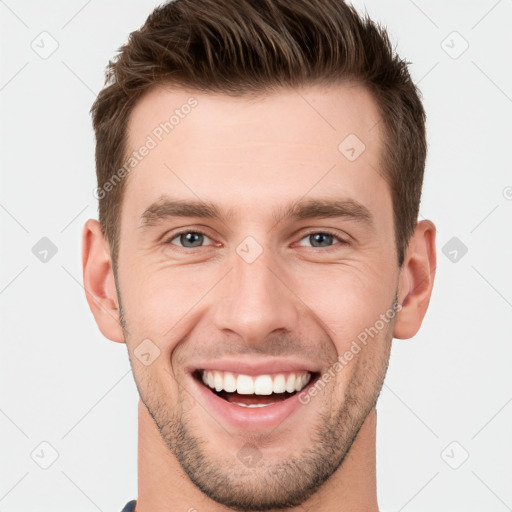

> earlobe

[
  {"left": 81, "top": 219, "right": 125, "bottom": 343},
  {"left": 393, "top": 220, "right": 437, "bottom": 339}
]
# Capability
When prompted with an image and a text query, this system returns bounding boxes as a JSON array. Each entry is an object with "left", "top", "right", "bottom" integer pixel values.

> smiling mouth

[{"left": 193, "top": 369, "right": 320, "bottom": 408}]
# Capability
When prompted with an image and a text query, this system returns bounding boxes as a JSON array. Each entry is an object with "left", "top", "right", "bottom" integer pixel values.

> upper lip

[{"left": 188, "top": 358, "right": 320, "bottom": 376}]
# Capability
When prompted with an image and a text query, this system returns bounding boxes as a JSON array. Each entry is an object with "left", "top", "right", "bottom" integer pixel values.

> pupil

[
  {"left": 182, "top": 232, "right": 203, "bottom": 247},
  {"left": 311, "top": 233, "right": 333, "bottom": 247}
]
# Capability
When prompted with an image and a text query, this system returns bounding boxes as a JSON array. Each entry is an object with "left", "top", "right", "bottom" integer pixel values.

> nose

[{"left": 212, "top": 245, "right": 299, "bottom": 346}]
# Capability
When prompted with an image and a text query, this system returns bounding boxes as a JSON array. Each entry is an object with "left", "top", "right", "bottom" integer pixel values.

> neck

[{"left": 135, "top": 399, "right": 379, "bottom": 512}]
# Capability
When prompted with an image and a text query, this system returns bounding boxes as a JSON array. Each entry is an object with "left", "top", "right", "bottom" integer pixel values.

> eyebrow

[
  {"left": 139, "top": 195, "right": 374, "bottom": 231},
  {"left": 139, "top": 198, "right": 235, "bottom": 227},
  {"left": 274, "top": 197, "right": 373, "bottom": 229}
]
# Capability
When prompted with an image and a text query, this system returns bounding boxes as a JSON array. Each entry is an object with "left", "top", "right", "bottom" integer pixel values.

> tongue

[{"left": 217, "top": 390, "right": 294, "bottom": 405}]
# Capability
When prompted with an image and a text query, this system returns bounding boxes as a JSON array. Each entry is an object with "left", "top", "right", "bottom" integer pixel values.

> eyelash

[
  {"left": 297, "top": 229, "right": 350, "bottom": 249},
  {"left": 164, "top": 229, "right": 349, "bottom": 250}
]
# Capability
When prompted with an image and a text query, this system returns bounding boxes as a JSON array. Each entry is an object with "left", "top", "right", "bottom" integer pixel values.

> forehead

[{"left": 122, "top": 83, "right": 389, "bottom": 228}]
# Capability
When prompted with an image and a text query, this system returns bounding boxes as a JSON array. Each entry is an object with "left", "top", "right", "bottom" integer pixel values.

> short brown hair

[{"left": 91, "top": 0, "right": 426, "bottom": 268}]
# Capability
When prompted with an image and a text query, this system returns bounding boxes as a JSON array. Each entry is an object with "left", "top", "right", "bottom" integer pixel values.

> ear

[
  {"left": 82, "top": 219, "right": 125, "bottom": 343},
  {"left": 394, "top": 220, "right": 437, "bottom": 339}
]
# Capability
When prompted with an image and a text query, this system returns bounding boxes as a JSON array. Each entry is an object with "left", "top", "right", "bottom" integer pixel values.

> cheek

[
  {"left": 121, "top": 261, "right": 216, "bottom": 332},
  {"left": 289, "top": 262, "right": 395, "bottom": 345}
]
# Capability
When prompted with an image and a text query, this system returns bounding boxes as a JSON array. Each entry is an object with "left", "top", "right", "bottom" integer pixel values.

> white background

[{"left": 0, "top": 1, "right": 511, "bottom": 511}]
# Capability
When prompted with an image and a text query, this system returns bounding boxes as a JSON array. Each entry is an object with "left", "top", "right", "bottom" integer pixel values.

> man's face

[{"left": 117, "top": 84, "right": 399, "bottom": 509}]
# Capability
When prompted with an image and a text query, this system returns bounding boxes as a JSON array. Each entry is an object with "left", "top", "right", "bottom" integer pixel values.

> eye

[
  {"left": 296, "top": 230, "right": 348, "bottom": 249},
  {"left": 165, "top": 230, "right": 214, "bottom": 248}
]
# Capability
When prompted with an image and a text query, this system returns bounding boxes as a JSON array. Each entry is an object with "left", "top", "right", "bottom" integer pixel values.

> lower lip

[{"left": 190, "top": 374, "right": 313, "bottom": 430}]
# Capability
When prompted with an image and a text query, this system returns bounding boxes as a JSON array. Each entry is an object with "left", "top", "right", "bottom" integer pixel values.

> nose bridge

[{"left": 213, "top": 240, "right": 299, "bottom": 344}]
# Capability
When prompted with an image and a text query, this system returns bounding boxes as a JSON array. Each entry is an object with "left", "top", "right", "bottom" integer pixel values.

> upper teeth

[{"left": 201, "top": 370, "right": 311, "bottom": 395}]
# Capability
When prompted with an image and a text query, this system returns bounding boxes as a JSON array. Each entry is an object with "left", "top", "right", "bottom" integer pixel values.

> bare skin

[{"left": 82, "top": 83, "right": 436, "bottom": 512}]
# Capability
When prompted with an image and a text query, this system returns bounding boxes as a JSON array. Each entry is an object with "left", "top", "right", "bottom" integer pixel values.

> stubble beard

[{"left": 117, "top": 276, "right": 395, "bottom": 511}]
